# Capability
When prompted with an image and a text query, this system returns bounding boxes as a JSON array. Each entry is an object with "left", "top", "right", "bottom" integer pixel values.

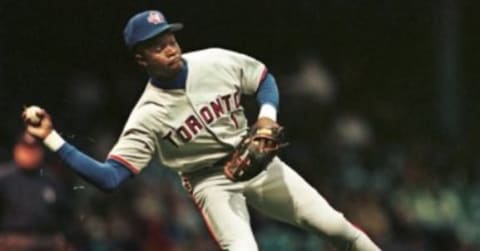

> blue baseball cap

[{"left": 123, "top": 10, "right": 183, "bottom": 49}]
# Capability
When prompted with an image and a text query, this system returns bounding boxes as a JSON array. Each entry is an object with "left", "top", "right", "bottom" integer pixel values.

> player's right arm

[{"left": 23, "top": 109, "right": 133, "bottom": 191}]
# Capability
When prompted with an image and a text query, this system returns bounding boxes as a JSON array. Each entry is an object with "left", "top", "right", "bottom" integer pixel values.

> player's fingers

[
  {"left": 252, "top": 139, "right": 262, "bottom": 150},
  {"left": 36, "top": 109, "right": 49, "bottom": 119},
  {"left": 25, "top": 124, "right": 49, "bottom": 139},
  {"left": 265, "top": 139, "right": 274, "bottom": 150},
  {"left": 34, "top": 109, "right": 44, "bottom": 119},
  {"left": 260, "top": 139, "right": 268, "bottom": 151},
  {"left": 25, "top": 125, "right": 41, "bottom": 135},
  {"left": 262, "top": 139, "right": 274, "bottom": 152}
]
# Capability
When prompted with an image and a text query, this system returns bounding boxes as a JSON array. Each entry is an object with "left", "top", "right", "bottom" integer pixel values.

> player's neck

[{"left": 150, "top": 60, "right": 188, "bottom": 89}]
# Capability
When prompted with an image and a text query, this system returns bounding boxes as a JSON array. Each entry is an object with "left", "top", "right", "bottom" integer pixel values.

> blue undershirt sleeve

[
  {"left": 57, "top": 143, "right": 133, "bottom": 191},
  {"left": 256, "top": 73, "right": 279, "bottom": 108}
]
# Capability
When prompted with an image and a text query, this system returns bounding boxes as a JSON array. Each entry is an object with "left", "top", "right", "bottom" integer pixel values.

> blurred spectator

[{"left": 0, "top": 132, "right": 76, "bottom": 251}]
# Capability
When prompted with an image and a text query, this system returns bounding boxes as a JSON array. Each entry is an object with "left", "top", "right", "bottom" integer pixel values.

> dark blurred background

[{"left": 1, "top": 0, "right": 479, "bottom": 250}]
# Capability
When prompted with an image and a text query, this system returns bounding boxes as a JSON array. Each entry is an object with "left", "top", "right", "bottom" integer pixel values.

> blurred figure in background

[{"left": 0, "top": 132, "right": 76, "bottom": 251}]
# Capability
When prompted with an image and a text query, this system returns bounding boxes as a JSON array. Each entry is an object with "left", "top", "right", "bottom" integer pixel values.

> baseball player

[{"left": 23, "top": 10, "right": 381, "bottom": 251}]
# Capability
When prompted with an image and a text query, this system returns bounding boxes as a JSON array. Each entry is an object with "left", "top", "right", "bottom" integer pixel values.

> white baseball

[{"left": 24, "top": 105, "right": 44, "bottom": 125}]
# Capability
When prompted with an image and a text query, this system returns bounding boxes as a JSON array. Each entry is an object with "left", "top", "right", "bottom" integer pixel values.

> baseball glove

[{"left": 224, "top": 118, "right": 286, "bottom": 182}]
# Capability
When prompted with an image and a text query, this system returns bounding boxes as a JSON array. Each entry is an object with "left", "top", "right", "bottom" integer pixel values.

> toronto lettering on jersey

[{"left": 164, "top": 91, "right": 241, "bottom": 146}]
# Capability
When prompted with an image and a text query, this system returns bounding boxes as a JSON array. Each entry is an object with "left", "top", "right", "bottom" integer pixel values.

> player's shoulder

[
  {"left": 122, "top": 106, "right": 160, "bottom": 135},
  {"left": 124, "top": 90, "right": 171, "bottom": 131},
  {"left": 130, "top": 98, "right": 165, "bottom": 122},
  {"left": 183, "top": 47, "right": 244, "bottom": 60}
]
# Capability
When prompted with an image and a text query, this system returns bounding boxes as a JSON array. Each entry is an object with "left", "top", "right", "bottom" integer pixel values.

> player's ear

[{"left": 134, "top": 53, "right": 147, "bottom": 67}]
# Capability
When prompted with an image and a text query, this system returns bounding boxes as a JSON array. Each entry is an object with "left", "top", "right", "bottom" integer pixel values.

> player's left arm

[
  {"left": 226, "top": 49, "right": 279, "bottom": 121},
  {"left": 255, "top": 72, "right": 279, "bottom": 122},
  {"left": 222, "top": 49, "right": 279, "bottom": 122}
]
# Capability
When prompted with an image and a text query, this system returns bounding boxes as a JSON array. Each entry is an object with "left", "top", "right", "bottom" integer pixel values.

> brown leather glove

[{"left": 224, "top": 118, "right": 286, "bottom": 182}]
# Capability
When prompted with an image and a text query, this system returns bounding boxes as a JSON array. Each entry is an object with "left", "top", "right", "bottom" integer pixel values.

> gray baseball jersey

[{"left": 108, "top": 48, "right": 266, "bottom": 174}]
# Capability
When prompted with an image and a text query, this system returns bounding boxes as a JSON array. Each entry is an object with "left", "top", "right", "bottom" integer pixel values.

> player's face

[{"left": 135, "top": 32, "right": 183, "bottom": 79}]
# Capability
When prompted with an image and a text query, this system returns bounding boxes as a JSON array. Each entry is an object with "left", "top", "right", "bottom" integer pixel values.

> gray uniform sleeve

[
  {"left": 221, "top": 49, "right": 267, "bottom": 95},
  {"left": 108, "top": 107, "right": 158, "bottom": 174}
]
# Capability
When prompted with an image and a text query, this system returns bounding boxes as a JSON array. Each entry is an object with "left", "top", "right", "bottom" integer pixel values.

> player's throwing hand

[{"left": 22, "top": 106, "right": 53, "bottom": 139}]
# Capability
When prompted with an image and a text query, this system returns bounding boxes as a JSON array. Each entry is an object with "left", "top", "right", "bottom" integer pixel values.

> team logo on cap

[{"left": 147, "top": 11, "right": 164, "bottom": 25}]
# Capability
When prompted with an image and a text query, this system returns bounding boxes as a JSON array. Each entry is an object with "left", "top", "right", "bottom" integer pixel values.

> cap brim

[
  {"left": 136, "top": 23, "right": 184, "bottom": 48},
  {"left": 168, "top": 23, "right": 183, "bottom": 32}
]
